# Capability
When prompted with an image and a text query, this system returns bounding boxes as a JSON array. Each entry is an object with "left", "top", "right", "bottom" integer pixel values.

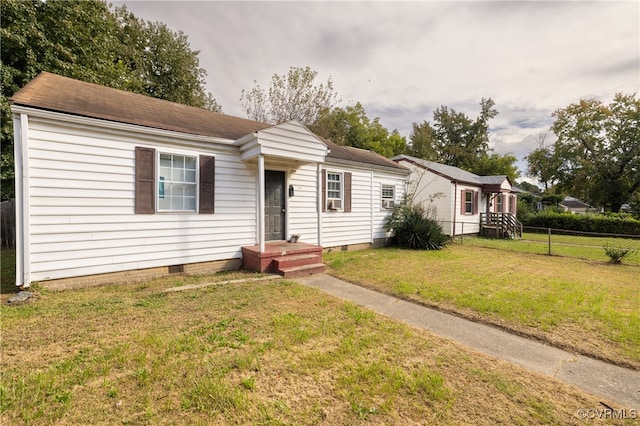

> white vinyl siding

[
  {"left": 287, "top": 163, "right": 320, "bottom": 245},
  {"left": 25, "top": 116, "right": 257, "bottom": 281},
  {"left": 322, "top": 166, "right": 406, "bottom": 248}
]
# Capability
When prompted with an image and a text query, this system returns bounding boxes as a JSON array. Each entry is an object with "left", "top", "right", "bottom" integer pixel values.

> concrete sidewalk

[{"left": 295, "top": 274, "right": 639, "bottom": 410}]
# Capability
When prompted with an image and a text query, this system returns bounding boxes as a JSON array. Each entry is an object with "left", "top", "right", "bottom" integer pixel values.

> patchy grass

[
  {"left": 325, "top": 245, "right": 640, "bottom": 370},
  {"left": 1, "top": 249, "right": 16, "bottom": 295},
  {"left": 1, "top": 274, "right": 620, "bottom": 425},
  {"left": 460, "top": 233, "right": 640, "bottom": 265}
]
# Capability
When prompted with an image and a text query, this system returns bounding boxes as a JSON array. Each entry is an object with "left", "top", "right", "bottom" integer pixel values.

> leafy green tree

[
  {"left": 240, "top": 66, "right": 338, "bottom": 126},
  {"left": 550, "top": 93, "right": 640, "bottom": 212},
  {"left": 408, "top": 121, "right": 438, "bottom": 160},
  {"left": 408, "top": 98, "right": 518, "bottom": 179},
  {"left": 515, "top": 180, "right": 542, "bottom": 195},
  {"left": 525, "top": 134, "right": 562, "bottom": 191},
  {"left": 432, "top": 98, "right": 498, "bottom": 170},
  {"left": 310, "top": 102, "right": 407, "bottom": 157},
  {"left": 473, "top": 153, "right": 520, "bottom": 183},
  {"left": 0, "top": 0, "right": 220, "bottom": 200}
]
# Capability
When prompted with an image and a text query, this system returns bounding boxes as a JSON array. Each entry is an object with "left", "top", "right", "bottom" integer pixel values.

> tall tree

[
  {"left": 549, "top": 93, "right": 640, "bottom": 212},
  {"left": 408, "top": 121, "right": 438, "bottom": 160},
  {"left": 310, "top": 102, "right": 407, "bottom": 158},
  {"left": 240, "top": 66, "right": 339, "bottom": 126},
  {"left": 473, "top": 153, "right": 521, "bottom": 183},
  {"left": 432, "top": 98, "right": 498, "bottom": 170},
  {"left": 407, "top": 98, "right": 518, "bottom": 178},
  {"left": 0, "top": 0, "right": 220, "bottom": 200},
  {"left": 525, "top": 134, "right": 562, "bottom": 191}
]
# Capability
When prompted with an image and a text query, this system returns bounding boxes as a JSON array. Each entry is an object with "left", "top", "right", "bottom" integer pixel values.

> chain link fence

[{"left": 442, "top": 221, "right": 640, "bottom": 266}]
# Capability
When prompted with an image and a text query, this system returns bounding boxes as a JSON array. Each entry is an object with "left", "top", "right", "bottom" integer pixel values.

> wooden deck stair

[
  {"left": 480, "top": 213, "right": 523, "bottom": 239},
  {"left": 241, "top": 241, "right": 326, "bottom": 278}
]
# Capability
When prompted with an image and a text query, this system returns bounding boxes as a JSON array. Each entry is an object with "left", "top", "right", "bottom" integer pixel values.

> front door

[{"left": 265, "top": 170, "right": 286, "bottom": 241}]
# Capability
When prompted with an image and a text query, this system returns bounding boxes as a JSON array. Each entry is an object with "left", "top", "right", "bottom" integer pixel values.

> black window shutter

[
  {"left": 199, "top": 155, "right": 215, "bottom": 214},
  {"left": 135, "top": 147, "right": 155, "bottom": 214},
  {"left": 344, "top": 172, "right": 352, "bottom": 213}
]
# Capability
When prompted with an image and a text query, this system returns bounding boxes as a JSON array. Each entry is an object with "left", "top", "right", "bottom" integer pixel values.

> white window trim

[
  {"left": 156, "top": 149, "right": 199, "bottom": 213},
  {"left": 381, "top": 184, "right": 395, "bottom": 210},
  {"left": 326, "top": 171, "right": 344, "bottom": 211},
  {"left": 464, "top": 190, "right": 474, "bottom": 215}
]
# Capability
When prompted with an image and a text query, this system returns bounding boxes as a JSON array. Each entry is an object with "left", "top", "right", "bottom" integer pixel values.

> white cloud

[{"left": 113, "top": 0, "right": 639, "bottom": 176}]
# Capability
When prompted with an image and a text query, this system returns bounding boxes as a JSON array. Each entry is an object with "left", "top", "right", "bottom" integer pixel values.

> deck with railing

[{"left": 480, "top": 212, "right": 523, "bottom": 239}]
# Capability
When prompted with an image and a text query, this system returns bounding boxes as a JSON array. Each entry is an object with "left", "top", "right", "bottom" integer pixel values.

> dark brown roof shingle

[
  {"left": 11, "top": 72, "right": 406, "bottom": 171},
  {"left": 11, "top": 72, "right": 270, "bottom": 140}
]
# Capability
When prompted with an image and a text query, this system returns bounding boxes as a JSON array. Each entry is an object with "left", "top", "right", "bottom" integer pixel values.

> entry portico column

[{"left": 258, "top": 153, "right": 265, "bottom": 253}]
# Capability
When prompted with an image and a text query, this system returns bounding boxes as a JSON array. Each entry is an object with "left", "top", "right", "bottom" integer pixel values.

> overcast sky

[{"left": 112, "top": 0, "right": 639, "bottom": 177}]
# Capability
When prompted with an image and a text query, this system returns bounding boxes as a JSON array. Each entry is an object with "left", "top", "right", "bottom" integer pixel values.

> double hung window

[
  {"left": 381, "top": 184, "right": 395, "bottom": 209},
  {"left": 158, "top": 153, "right": 197, "bottom": 212},
  {"left": 326, "top": 172, "right": 343, "bottom": 210}
]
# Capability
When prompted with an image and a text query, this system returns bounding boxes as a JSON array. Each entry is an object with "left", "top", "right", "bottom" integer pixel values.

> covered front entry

[{"left": 265, "top": 170, "right": 286, "bottom": 241}]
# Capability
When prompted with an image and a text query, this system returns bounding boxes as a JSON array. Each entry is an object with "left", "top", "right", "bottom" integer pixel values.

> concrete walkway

[{"left": 295, "top": 274, "right": 640, "bottom": 410}]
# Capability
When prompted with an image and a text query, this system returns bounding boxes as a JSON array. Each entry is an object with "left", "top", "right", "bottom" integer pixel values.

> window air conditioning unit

[
  {"left": 328, "top": 200, "right": 342, "bottom": 210},
  {"left": 382, "top": 199, "right": 395, "bottom": 209}
]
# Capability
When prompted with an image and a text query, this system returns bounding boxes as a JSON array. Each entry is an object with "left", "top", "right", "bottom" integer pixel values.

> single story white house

[
  {"left": 559, "top": 197, "right": 591, "bottom": 214},
  {"left": 11, "top": 72, "right": 409, "bottom": 289},
  {"left": 393, "top": 155, "right": 520, "bottom": 237}
]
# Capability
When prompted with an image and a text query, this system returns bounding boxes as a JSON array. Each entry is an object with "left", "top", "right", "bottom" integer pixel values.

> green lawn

[
  {"left": 325, "top": 245, "right": 640, "bottom": 370},
  {"left": 459, "top": 233, "right": 640, "bottom": 265},
  {"left": 1, "top": 274, "right": 617, "bottom": 425},
  {"left": 1, "top": 249, "right": 16, "bottom": 294}
]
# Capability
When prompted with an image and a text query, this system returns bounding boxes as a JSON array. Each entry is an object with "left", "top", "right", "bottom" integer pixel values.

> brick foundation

[
  {"left": 323, "top": 237, "right": 393, "bottom": 253},
  {"left": 39, "top": 258, "right": 243, "bottom": 291}
]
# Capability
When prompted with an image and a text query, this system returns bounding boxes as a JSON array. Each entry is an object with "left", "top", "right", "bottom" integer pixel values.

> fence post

[{"left": 547, "top": 227, "right": 551, "bottom": 255}]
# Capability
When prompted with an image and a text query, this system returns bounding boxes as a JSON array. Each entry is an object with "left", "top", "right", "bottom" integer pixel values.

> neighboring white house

[
  {"left": 559, "top": 197, "right": 591, "bottom": 214},
  {"left": 393, "top": 155, "right": 519, "bottom": 236},
  {"left": 11, "top": 72, "right": 408, "bottom": 289}
]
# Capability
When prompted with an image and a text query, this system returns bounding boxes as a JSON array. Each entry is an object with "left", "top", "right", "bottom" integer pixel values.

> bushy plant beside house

[{"left": 384, "top": 198, "right": 449, "bottom": 250}]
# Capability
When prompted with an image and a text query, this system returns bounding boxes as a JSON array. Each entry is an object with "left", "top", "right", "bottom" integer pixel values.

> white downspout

[
  {"left": 453, "top": 181, "right": 457, "bottom": 238},
  {"left": 316, "top": 163, "right": 323, "bottom": 247},
  {"left": 370, "top": 171, "right": 374, "bottom": 243},
  {"left": 258, "top": 154, "right": 265, "bottom": 253},
  {"left": 13, "top": 113, "right": 30, "bottom": 287}
]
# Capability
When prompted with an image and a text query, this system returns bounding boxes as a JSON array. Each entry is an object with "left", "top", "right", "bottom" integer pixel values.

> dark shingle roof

[
  {"left": 11, "top": 72, "right": 270, "bottom": 140},
  {"left": 324, "top": 138, "right": 406, "bottom": 170},
  {"left": 393, "top": 154, "right": 512, "bottom": 189},
  {"left": 560, "top": 198, "right": 591, "bottom": 209},
  {"left": 11, "top": 72, "right": 406, "bottom": 171}
]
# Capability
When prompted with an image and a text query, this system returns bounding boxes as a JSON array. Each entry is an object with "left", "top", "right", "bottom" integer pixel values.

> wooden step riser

[
  {"left": 279, "top": 264, "right": 326, "bottom": 278},
  {"left": 273, "top": 255, "right": 322, "bottom": 270}
]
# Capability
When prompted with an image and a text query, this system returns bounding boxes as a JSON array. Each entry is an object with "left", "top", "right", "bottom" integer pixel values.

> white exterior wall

[
  {"left": 321, "top": 164, "right": 406, "bottom": 248},
  {"left": 399, "top": 160, "right": 453, "bottom": 235},
  {"left": 452, "top": 183, "right": 482, "bottom": 236},
  {"left": 16, "top": 111, "right": 407, "bottom": 284},
  {"left": 24, "top": 116, "right": 258, "bottom": 282},
  {"left": 284, "top": 162, "right": 320, "bottom": 245}
]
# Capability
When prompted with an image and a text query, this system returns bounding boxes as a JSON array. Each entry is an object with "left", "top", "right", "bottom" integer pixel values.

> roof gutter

[{"left": 10, "top": 105, "right": 235, "bottom": 147}]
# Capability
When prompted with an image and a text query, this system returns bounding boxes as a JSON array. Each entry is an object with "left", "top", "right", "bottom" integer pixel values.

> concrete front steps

[
  {"left": 273, "top": 254, "right": 326, "bottom": 278},
  {"left": 241, "top": 241, "right": 326, "bottom": 278}
]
